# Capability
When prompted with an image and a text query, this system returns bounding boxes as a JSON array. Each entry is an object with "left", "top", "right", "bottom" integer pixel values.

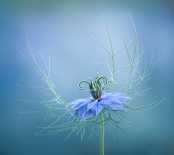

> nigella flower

[{"left": 68, "top": 75, "right": 130, "bottom": 120}]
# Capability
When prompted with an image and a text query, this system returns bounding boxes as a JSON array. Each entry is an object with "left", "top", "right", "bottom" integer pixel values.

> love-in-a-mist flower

[
  {"left": 18, "top": 13, "right": 165, "bottom": 155},
  {"left": 68, "top": 75, "right": 130, "bottom": 120}
]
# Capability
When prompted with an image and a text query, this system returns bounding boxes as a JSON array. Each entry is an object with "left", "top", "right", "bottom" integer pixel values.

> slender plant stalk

[
  {"left": 99, "top": 14, "right": 116, "bottom": 155},
  {"left": 103, "top": 14, "right": 116, "bottom": 93},
  {"left": 100, "top": 113, "right": 104, "bottom": 155}
]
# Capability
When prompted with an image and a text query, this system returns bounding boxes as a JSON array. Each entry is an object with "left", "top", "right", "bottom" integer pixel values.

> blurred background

[{"left": 0, "top": 0, "right": 174, "bottom": 155}]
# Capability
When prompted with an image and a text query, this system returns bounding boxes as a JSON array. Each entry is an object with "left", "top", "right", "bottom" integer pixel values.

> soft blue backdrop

[{"left": 1, "top": 0, "right": 174, "bottom": 155}]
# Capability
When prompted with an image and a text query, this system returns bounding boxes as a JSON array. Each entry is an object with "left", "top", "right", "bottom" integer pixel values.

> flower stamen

[{"left": 78, "top": 74, "right": 110, "bottom": 101}]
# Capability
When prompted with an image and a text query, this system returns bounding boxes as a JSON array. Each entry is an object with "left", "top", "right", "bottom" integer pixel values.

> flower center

[
  {"left": 89, "top": 80, "right": 103, "bottom": 101},
  {"left": 78, "top": 74, "right": 110, "bottom": 101}
]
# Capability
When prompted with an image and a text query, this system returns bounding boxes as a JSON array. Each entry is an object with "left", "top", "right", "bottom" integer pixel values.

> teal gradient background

[{"left": 1, "top": 0, "right": 174, "bottom": 155}]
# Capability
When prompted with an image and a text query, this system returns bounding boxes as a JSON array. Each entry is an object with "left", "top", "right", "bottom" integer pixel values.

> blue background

[{"left": 0, "top": 0, "right": 174, "bottom": 155}]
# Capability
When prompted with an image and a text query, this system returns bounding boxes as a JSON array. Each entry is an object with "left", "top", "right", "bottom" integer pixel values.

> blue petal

[
  {"left": 68, "top": 99, "right": 86, "bottom": 106},
  {"left": 78, "top": 105, "right": 88, "bottom": 119},
  {"left": 106, "top": 103, "right": 126, "bottom": 111},
  {"left": 99, "top": 99, "right": 112, "bottom": 106},
  {"left": 105, "top": 96, "right": 124, "bottom": 104},
  {"left": 68, "top": 97, "right": 92, "bottom": 110},
  {"left": 92, "top": 102, "right": 104, "bottom": 115},
  {"left": 100, "top": 93, "right": 130, "bottom": 106},
  {"left": 87, "top": 100, "right": 98, "bottom": 110},
  {"left": 72, "top": 99, "right": 91, "bottom": 111},
  {"left": 81, "top": 109, "right": 95, "bottom": 120},
  {"left": 111, "top": 92, "right": 131, "bottom": 100}
]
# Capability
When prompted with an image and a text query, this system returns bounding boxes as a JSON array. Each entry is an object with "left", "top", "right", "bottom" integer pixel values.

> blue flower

[
  {"left": 68, "top": 92, "right": 130, "bottom": 120},
  {"left": 68, "top": 75, "right": 130, "bottom": 120}
]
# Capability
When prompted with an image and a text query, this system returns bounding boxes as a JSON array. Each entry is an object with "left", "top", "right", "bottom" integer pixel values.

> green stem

[
  {"left": 103, "top": 14, "right": 116, "bottom": 93},
  {"left": 100, "top": 113, "right": 104, "bottom": 155},
  {"left": 111, "top": 55, "right": 115, "bottom": 93}
]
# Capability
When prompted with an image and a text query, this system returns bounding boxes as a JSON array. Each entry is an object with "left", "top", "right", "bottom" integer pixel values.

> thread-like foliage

[{"left": 19, "top": 14, "right": 164, "bottom": 140}]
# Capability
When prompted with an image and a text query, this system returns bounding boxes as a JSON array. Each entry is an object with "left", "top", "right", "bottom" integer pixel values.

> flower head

[{"left": 68, "top": 75, "right": 130, "bottom": 120}]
